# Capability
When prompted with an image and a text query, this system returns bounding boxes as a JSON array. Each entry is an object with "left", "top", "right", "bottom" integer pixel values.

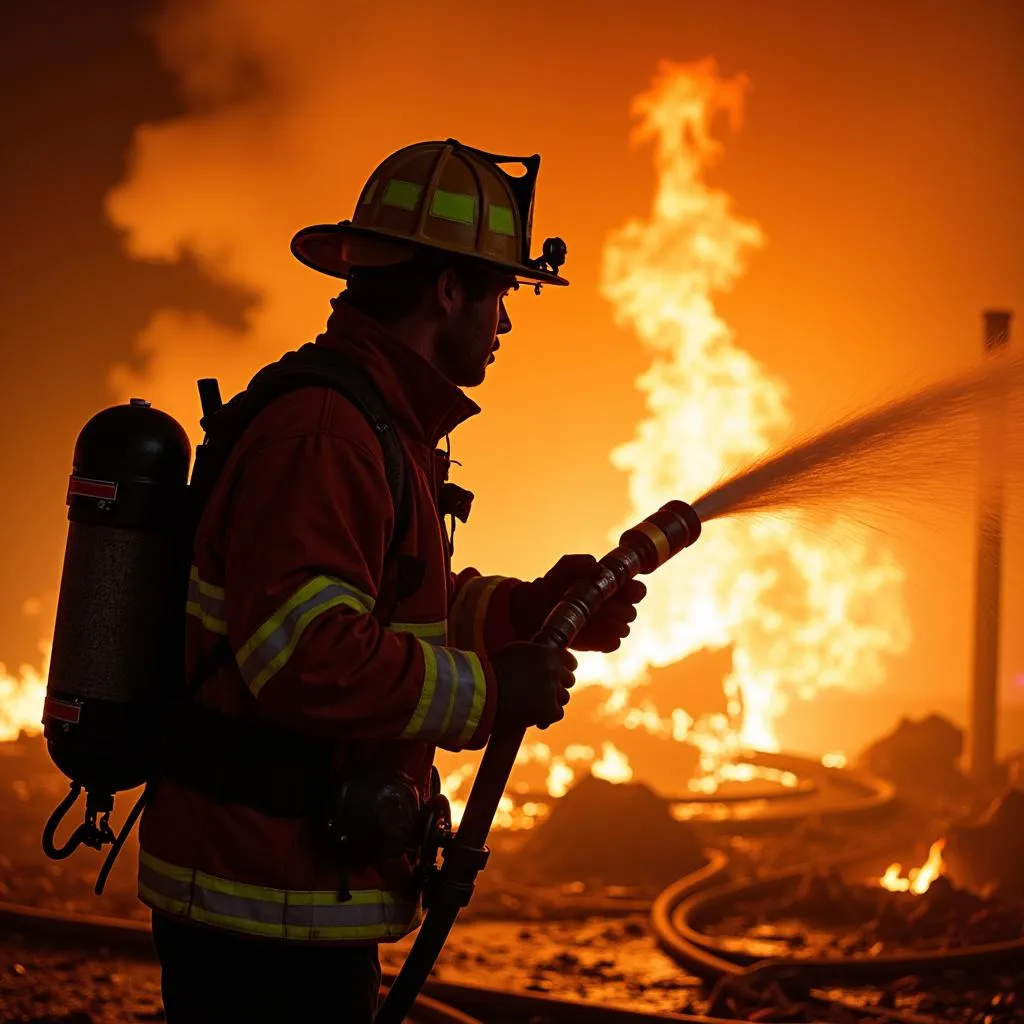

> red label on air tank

[
  {"left": 67, "top": 476, "right": 118, "bottom": 502},
  {"left": 43, "top": 696, "right": 82, "bottom": 725}
]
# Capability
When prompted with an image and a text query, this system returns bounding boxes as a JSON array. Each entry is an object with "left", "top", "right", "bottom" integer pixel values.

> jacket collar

[{"left": 313, "top": 296, "right": 481, "bottom": 446}]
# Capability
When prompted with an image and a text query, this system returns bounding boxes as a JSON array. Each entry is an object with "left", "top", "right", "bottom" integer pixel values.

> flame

[
  {"left": 879, "top": 839, "right": 946, "bottom": 894},
  {"left": 440, "top": 743, "right": 637, "bottom": 829},
  {"left": 571, "top": 57, "right": 909, "bottom": 775},
  {"left": 591, "top": 741, "right": 634, "bottom": 784},
  {"left": 0, "top": 641, "right": 50, "bottom": 742},
  {"left": 547, "top": 758, "right": 575, "bottom": 798}
]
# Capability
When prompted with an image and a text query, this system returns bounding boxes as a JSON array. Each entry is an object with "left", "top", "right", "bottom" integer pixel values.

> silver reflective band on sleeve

[
  {"left": 400, "top": 639, "right": 487, "bottom": 749},
  {"left": 236, "top": 576, "right": 375, "bottom": 697},
  {"left": 186, "top": 566, "right": 227, "bottom": 635},
  {"left": 138, "top": 850, "right": 420, "bottom": 941}
]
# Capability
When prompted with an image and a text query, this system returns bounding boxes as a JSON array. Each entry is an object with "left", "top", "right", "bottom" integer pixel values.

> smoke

[{"left": 105, "top": 0, "right": 510, "bottom": 446}]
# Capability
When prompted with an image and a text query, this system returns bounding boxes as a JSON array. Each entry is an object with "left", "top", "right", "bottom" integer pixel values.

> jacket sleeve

[
  {"left": 448, "top": 569, "right": 524, "bottom": 653},
  {"left": 221, "top": 427, "right": 496, "bottom": 751}
]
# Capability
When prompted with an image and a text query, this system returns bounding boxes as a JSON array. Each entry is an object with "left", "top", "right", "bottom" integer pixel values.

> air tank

[{"left": 42, "top": 397, "right": 191, "bottom": 875}]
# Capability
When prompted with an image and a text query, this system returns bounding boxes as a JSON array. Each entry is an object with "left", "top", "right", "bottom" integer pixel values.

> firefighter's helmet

[{"left": 290, "top": 139, "right": 568, "bottom": 288}]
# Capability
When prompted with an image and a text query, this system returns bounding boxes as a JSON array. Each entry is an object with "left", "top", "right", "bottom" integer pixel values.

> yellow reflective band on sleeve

[
  {"left": 138, "top": 850, "right": 421, "bottom": 942},
  {"left": 392, "top": 620, "right": 448, "bottom": 646},
  {"left": 236, "top": 576, "right": 375, "bottom": 697},
  {"left": 186, "top": 566, "right": 227, "bottom": 635},
  {"left": 400, "top": 639, "right": 487, "bottom": 749},
  {"left": 449, "top": 575, "right": 508, "bottom": 651}
]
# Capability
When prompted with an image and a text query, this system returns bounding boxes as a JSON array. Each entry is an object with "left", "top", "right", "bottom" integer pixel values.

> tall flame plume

[{"left": 575, "top": 57, "right": 911, "bottom": 766}]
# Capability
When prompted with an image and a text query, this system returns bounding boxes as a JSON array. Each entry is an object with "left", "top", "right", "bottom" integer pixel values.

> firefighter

[{"left": 138, "top": 139, "right": 647, "bottom": 1023}]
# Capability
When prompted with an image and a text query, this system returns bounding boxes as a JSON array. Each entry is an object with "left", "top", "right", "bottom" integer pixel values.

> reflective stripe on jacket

[{"left": 138, "top": 298, "right": 524, "bottom": 944}]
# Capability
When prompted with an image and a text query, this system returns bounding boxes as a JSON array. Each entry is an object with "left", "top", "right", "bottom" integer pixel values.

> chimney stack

[{"left": 968, "top": 309, "right": 1013, "bottom": 784}]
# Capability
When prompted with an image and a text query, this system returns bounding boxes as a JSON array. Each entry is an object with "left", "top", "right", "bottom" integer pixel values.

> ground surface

[{"left": 3, "top": 732, "right": 1021, "bottom": 1023}]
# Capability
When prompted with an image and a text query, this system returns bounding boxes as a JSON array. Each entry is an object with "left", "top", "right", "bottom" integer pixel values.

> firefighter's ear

[{"left": 435, "top": 268, "right": 463, "bottom": 320}]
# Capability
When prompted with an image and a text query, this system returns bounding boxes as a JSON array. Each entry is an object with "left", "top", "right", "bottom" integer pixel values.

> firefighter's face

[{"left": 434, "top": 269, "right": 516, "bottom": 388}]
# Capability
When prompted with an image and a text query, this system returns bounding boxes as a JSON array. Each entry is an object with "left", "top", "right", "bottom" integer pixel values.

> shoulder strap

[{"left": 189, "top": 343, "right": 411, "bottom": 563}]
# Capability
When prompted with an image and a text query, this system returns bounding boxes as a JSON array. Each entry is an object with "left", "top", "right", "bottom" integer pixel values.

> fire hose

[{"left": 373, "top": 500, "right": 703, "bottom": 1024}]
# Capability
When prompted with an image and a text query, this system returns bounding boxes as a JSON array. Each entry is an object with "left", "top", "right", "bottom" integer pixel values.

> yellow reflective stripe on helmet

[
  {"left": 139, "top": 850, "right": 421, "bottom": 942},
  {"left": 449, "top": 575, "right": 508, "bottom": 651},
  {"left": 236, "top": 576, "right": 375, "bottom": 697},
  {"left": 400, "top": 639, "right": 487, "bottom": 749},
  {"left": 488, "top": 205, "right": 515, "bottom": 236},
  {"left": 392, "top": 619, "right": 448, "bottom": 646},
  {"left": 430, "top": 189, "right": 476, "bottom": 226},
  {"left": 186, "top": 566, "right": 227, "bottom": 635},
  {"left": 380, "top": 179, "right": 422, "bottom": 211}
]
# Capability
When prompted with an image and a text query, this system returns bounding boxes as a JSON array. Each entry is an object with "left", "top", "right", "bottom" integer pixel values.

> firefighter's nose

[{"left": 497, "top": 299, "right": 512, "bottom": 336}]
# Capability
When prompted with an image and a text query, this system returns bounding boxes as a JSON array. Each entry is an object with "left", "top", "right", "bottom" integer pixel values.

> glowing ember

[
  {"left": 547, "top": 758, "right": 575, "bottom": 798},
  {"left": 440, "top": 743, "right": 635, "bottom": 829},
  {"left": 570, "top": 56, "right": 909, "bottom": 782},
  {"left": 821, "top": 751, "right": 848, "bottom": 769},
  {"left": 591, "top": 742, "right": 633, "bottom": 784},
  {"left": 687, "top": 761, "right": 799, "bottom": 795},
  {"left": 880, "top": 839, "right": 946, "bottom": 894},
  {"left": 0, "top": 641, "right": 49, "bottom": 742}
]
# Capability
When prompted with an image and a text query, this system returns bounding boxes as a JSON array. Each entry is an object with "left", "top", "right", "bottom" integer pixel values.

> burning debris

[
  {"left": 944, "top": 788, "right": 1024, "bottom": 898},
  {"left": 879, "top": 839, "right": 946, "bottom": 895},
  {"left": 511, "top": 773, "right": 706, "bottom": 893},
  {"left": 701, "top": 864, "right": 1024, "bottom": 960}
]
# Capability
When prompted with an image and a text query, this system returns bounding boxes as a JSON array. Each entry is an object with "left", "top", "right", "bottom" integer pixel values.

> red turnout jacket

[{"left": 138, "top": 298, "right": 525, "bottom": 944}]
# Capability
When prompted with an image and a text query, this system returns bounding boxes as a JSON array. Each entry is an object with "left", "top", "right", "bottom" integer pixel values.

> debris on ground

[
  {"left": 510, "top": 773, "right": 707, "bottom": 893},
  {"left": 702, "top": 868, "right": 1024, "bottom": 959},
  {"left": 944, "top": 787, "right": 1024, "bottom": 898}
]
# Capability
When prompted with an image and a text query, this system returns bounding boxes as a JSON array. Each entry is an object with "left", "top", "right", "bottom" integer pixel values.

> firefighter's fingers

[
  {"left": 537, "top": 704, "right": 566, "bottom": 730},
  {"left": 603, "top": 599, "right": 639, "bottom": 625}
]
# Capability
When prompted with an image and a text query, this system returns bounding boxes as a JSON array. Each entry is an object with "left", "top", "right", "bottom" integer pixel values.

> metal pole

[{"left": 968, "top": 309, "right": 1013, "bottom": 783}]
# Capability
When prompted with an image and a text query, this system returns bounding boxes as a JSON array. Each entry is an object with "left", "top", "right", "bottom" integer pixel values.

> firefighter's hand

[
  {"left": 511, "top": 554, "right": 648, "bottom": 653},
  {"left": 491, "top": 642, "right": 577, "bottom": 731}
]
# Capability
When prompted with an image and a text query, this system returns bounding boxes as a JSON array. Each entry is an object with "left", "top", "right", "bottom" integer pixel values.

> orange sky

[{"left": 2, "top": 0, "right": 1023, "bottom": 751}]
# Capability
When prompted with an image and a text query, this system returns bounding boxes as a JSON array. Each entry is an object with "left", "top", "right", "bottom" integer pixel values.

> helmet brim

[{"left": 290, "top": 222, "right": 569, "bottom": 287}]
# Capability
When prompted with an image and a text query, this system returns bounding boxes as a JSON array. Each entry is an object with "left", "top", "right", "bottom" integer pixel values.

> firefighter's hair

[{"left": 342, "top": 247, "right": 493, "bottom": 325}]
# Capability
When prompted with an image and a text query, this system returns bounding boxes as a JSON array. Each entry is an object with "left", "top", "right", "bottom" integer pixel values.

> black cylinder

[{"left": 43, "top": 398, "right": 192, "bottom": 796}]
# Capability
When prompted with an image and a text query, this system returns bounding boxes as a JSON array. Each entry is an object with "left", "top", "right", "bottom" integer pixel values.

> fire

[
  {"left": 880, "top": 839, "right": 946, "bottom": 894},
  {"left": 0, "top": 641, "right": 50, "bottom": 743},
  {"left": 591, "top": 741, "right": 634, "bottom": 784},
  {"left": 440, "top": 742, "right": 635, "bottom": 829},
  {"left": 571, "top": 57, "right": 909, "bottom": 777}
]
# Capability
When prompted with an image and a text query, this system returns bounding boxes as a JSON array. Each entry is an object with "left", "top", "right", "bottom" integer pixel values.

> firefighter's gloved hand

[
  {"left": 511, "top": 554, "right": 648, "bottom": 653},
  {"left": 491, "top": 642, "right": 577, "bottom": 731}
]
